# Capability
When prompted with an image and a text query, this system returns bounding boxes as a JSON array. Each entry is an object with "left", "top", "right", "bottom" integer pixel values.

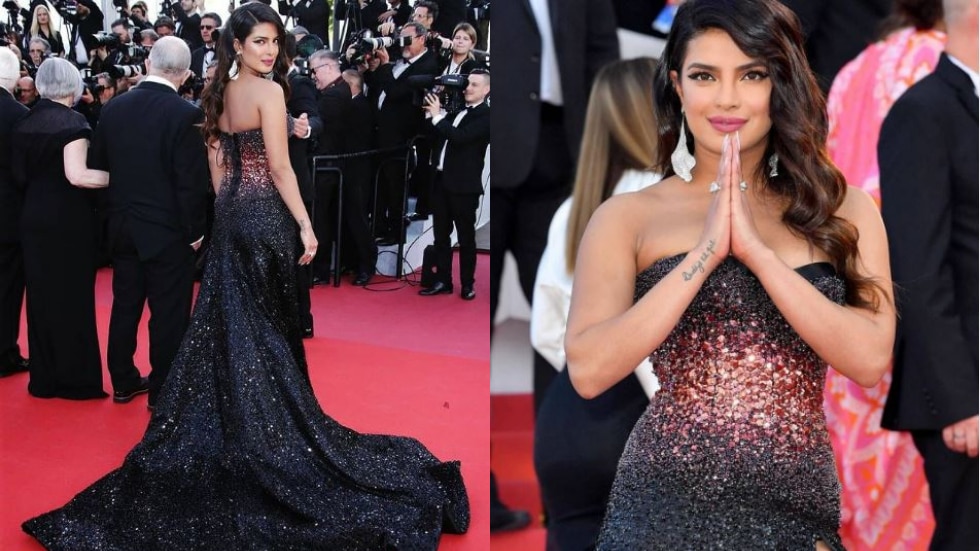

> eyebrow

[{"left": 685, "top": 61, "right": 767, "bottom": 72}]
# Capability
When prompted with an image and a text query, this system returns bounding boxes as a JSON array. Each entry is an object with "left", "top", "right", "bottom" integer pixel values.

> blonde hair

[
  {"left": 565, "top": 57, "right": 659, "bottom": 273},
  {"left": 30, "top": 5, "right": 58, "bottom": 38},
  {"left": 451, "top": 22, "right": 478, "bottom": 60}
]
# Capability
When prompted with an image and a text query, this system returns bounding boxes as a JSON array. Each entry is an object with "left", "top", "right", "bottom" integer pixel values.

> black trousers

[
  {"left": 297, "top": 198, "right": 313, "bottom": 330},
  {"left": 913, "top": 430, "right": 979, "bottom": 550},
  {"left": 431, "top": 175, "right": 479, "bottom": 288},
  {"left": 107, "top": 222, "right": 195, "bottom": 403},
  {"left": 0, "top": 241, "right": 25, "bottom": 361}
]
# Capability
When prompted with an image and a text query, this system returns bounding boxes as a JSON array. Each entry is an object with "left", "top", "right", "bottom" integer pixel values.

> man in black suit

[
  {"left": 493, "top": 0, "right": 618, "bottom": 405},
  {"left": 419, "top": 70, "right": 488, "bottom": 300},
  {"left": 491, "top": 0, "right": 619, "bottom": 533},
  {"left": 173, "top": 0, "right": 204, "bottom": 51},
  {"left": 91, "top": 37, "right": 209, "bottom": 409},
  {"left": 879, "top": 2, "right": 979, "bottom": 549},
  {"left": 364, "top": 21, "right": 439, "bottom": 245},
  {"left": 285, "top": 33, "right": 322, "bottom": 339},
  {"left": 341, "top": 68, "right": 378, "bottom": 285},
  {"left": 292, "top": 0, "right": 330, "bottom": 47},
  {"left": 189, "top": 12, "right": 221, "bottom": 79},
  {"left": 0, "top": 48, "right": 30, "bottom": 377},
  {"left": 430, "top": 0, "right": 466, "bottom": 38},
  {"left": 62, "top": 0, "right": 104, "bottom": 68}
]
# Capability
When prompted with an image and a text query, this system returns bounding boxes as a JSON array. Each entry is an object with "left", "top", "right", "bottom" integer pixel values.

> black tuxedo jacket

[
  {"left": 175, "top": 11, "right": 203, "bottom": 51},
  {"left": 0, "top": 88, "right": 29, "bottom": 244},
  {"left": 439, "top": 56, "right": 485, "bottom": 76},
  {"left": 433, "top": 102, "right": 489, "bottom": 195},
  {"left": 879, "top": 54, "right": 980, "bottom": 431},
  {"left": 346, "top": 93, "right": 375, "bottom": 154},
  {"left": 91, "top": 81, "right": 209, "bottom": 260},
  {"left": 287, "top": 71, "right": 324, "bottom": 203},
  {"left": 492, "top": 0, "right": 619, "bottom": 189},
  {"left": 190, "top": 45, "right": 216, "bottom": 79},
  {"left": 294, "top": 0, "right": 331, "bottom": 45},
  {"left": 365, "top": 50, "right": 439, "bottom": 148},
  {"left": 314, "top": 79, "right": 352, "bottom": 156},
  {"left": 432, "top": 0, "right": 467, "bottom": 37}
]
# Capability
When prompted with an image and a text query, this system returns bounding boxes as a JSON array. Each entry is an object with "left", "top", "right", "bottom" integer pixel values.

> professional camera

[
  {"left": 345, "top": 29, "right": 411, "bottom": 64},
  {"left": 81, "top": 68, "right": 104, "bottom": 96},
  {"left": 178, "top": 74, "right": 205, "bottom": 98},
  {"left": 1, "top": 2, "right": 20, "bottom": 32},
  {"left": 408, "top": 72, "right": 468, "bottom": 115},
  {"left": 107, "top": 61, "right": 146, "bottom": 79},
  {"left": 160, "top": 0, "right": 176, "bottom": 17},
  {"left": 111, "top": 0, "right": 127, "bottom": 15},
  {"left": 51, "top": 0, "right": 78, "bottom": 17},
  {"left": 93, "top": 30, "right": 123, "bottom": 49}
]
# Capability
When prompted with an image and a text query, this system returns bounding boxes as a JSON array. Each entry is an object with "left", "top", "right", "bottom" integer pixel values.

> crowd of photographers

[{"left": 0, "top": 0, "right": 489, "bottom": 291}]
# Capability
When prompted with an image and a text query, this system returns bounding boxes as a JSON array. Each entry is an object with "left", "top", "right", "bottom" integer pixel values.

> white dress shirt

[
  {"left": 530, "top": 169, "right": 663, "bottom": 398},
  {"left": 528, "top": 0, "right": 563, "bottom": 105}
]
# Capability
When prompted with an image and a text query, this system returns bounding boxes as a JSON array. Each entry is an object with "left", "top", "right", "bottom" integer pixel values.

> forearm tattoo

[{"left": 682, "top": 240, "right": 717, "bottom": 281}]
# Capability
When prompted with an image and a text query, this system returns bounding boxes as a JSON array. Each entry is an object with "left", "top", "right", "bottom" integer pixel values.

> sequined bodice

[
  {"left": 595, "top": 254, "right": 847, "bottom": 550},
  {"left": 636, "top": 254, "right": 845, "bottom": 452},
  {"left": 217, "top": 129, "right": 279, "bottom": 200}
]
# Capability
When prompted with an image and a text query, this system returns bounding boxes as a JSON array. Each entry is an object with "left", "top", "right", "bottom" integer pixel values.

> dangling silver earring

[
  {"left": 768, "top": 153, "right": 779, "bottom": 177},
  {"left": 671, "top": 112, "right": 696, "bottom": 182}
]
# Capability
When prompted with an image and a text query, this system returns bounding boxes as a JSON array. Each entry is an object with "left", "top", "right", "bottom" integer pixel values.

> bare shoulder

[
  {"left": 836, "top": 185, "right": 881, "bottom": 226},
  {"left": 253, "top": 79, "right": 286, "bottom": 103}
]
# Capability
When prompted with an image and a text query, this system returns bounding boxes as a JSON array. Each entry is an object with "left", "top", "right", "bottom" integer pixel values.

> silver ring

[
  {"left": 708, "top": 181, "right": 721, "bottom": 193},
  {"left": 739, "top": 181, "right": 748, "bottom": 192}
]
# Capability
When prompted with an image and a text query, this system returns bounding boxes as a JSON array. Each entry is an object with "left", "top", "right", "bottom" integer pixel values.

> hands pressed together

[{"left": 696, "top": 132, "right": 769, "bottom": 273}]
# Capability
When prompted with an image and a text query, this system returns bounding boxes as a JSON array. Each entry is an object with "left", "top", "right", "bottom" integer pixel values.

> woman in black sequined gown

[
  {"left": 22, "top": 5, "right": 468, "bottom": 550},
  {"left": 564, "top": 1, "right": 896, "bottom": 549}
]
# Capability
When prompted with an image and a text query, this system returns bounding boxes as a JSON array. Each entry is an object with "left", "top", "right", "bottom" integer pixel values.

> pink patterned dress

[{"left": 825, "top": 27, "right": 945, "bottom": 551}]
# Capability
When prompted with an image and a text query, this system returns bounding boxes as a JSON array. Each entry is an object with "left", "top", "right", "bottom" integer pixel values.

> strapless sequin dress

[
  {"left": 596, "top": 255, "right": 845, "bottom": 550},
  {"left": 23, "top": 130, "right": 469, "bottom": 550}
]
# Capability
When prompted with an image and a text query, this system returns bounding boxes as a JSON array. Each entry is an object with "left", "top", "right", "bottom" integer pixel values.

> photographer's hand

[
  {"left": 378, "top": 21, "right": 395, "bottom": 36},
  {"left": 292, "top": 113, "right": 310, "bottom": 139},
  {"left": 373, "top": 47, "right": 389, "bottom": 65},
  {"left": 423, "top": 92, "right": 441, "bottom": 118}
]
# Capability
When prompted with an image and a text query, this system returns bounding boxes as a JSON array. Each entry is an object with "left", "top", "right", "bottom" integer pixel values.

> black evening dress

[
  {"left": 11, "top": 99, "right": 106, "bottom": 400},
  {"left": 23, "top": 129, "right": 469, "bottom": 550},
  {"left": 595, "top": 255, "right": 846, "bottom": 550}
]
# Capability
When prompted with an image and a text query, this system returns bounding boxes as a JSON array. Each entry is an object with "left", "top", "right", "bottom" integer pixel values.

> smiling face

[
  {"left": 670, "top": 28, "right": 772, "bottom": 161},
  {"left": 234, "top": 22, "right": 280, "bottom": 77}
]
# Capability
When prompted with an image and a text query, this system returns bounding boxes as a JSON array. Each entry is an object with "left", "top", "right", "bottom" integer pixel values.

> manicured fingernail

[{"left": 723, "top": 133, "right": 730, "bottom": 153}]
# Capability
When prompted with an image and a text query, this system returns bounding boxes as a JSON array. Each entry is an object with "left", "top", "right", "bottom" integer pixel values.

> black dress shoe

[
  {"left": 302, "top": 326, "right": 314, "bottom": 339},
  {"left": 0, "top": 354, "right": 29, "bottom": 377},
  {"left": 352, "top": 272, "right": 372, "bottom": 286},
  {"left": 419, "top": 282, "right": 453, "bottom": 296},
  {"left": 406, "top": 211, "right": 428, "bottom": 222},
  {"left": 490, "top": 508, "right": 532, "bottom": 533},
  {"left": 460, "top": 286, "right": 476, "bottom": 300},
  {"left": 312, "top": 275, "right": 330, "bottom": 286},
  {"left": 113, "top": 376, "right": 150, "bottom": 404}
]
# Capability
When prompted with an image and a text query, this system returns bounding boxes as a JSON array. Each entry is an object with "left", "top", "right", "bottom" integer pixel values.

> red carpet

[
  {"left": 0, "top": 254, "right": 490, "bottom": 550},
  {"left": 490, "top": 394, "right": 546, "bottom": 550}
]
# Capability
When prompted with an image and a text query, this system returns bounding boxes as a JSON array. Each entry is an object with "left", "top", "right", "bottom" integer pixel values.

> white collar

[
  {"left": 947, "top": 54, "right": 980, "bottom": 96},
  {"left": 142, "top": 75, "right": 178, "bottom": 92}
]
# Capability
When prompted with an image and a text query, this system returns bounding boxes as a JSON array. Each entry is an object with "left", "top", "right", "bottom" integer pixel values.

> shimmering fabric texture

[
  {"left": 596, "top": 255, "right": 846, "bottom": 550},
  {"left": 22, "top": 129, "right": 469, "bottom": 550}
]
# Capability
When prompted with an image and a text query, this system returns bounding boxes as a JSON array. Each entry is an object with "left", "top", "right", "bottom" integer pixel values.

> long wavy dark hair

[
  {"left": 200, "top": 2, "right": 291, "bottom": 146},
  {"left": 654, "top": 0, "right": 883, "bottom": 311}
]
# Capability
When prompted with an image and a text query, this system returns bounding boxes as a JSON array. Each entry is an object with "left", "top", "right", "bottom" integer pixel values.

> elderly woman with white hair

[{"left": 10, "top": 57, "right": 109, "bottom": 400}]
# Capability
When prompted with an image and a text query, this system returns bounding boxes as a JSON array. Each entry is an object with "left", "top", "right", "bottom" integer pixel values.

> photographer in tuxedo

[
  {"left": 363, "top": 21, "right": 439, "bottom": 245},
  {"left": 91, "top": 37, "right": 209, "bottom": 409},
  {"left": 419, "top": 69, "right": 488, "bottom": 300}
]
